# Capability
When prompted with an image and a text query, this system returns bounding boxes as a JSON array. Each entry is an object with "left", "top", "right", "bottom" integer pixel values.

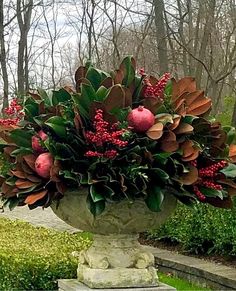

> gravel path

[{"left": 0, "top": 205, "right": 78, "bottom": 233}]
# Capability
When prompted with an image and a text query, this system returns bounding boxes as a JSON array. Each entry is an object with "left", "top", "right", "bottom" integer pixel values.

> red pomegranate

[
  {"left": 127, "top": 106, "right": 155, "bottom": 132},
  {"left": 32, "top": 130, "right": 48, "bottom": 153},
  {"left": 35, "top": 152, "right": 53, "bottom": 179}
]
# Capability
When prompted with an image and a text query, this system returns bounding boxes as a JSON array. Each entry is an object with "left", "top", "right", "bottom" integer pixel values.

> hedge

[
  {"left": 0, "top": 217, "right": 91, "bottom": 290},
  {"left": 148, "top": 199, "right": 236, "bottom": 256}
]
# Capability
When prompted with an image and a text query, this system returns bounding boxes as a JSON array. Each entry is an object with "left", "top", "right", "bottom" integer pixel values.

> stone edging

[{"left": 144, "top": 246, "right": 236, "bottom": 290}]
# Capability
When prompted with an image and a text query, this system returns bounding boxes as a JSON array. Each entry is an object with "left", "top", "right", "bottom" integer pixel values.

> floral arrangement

[{"left": 0, "top": 56, "right": 236, "bottom": 216}]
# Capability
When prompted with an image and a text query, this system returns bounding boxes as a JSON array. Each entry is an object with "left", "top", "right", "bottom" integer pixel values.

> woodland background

[{"left": 0, "top": 0, "right": 236, "bottom": 124}]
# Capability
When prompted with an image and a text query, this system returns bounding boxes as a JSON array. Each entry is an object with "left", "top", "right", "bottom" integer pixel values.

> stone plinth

[{"left": 58, "top": 279, "right": 177, "bottom": 291}]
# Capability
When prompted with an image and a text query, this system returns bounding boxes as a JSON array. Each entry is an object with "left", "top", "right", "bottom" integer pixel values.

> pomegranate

[
  {"left": 35, "top": 152, "right": 53, "bottom": 179},
  {"left": 32, "top": 130, "right": 48, "bottom": 153},
  {"left": 127, "top": 106, "right": 155, "bottom": 132}
]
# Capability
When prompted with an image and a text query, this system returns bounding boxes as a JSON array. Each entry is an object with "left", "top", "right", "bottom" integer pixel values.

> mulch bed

[{"left": 138, "top": 233, "right": 236, "bottom": 269}]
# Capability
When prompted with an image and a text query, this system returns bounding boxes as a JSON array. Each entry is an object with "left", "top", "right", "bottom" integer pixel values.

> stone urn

[{"left": 51, "top": 189, "right": 177, "bottom": 289}]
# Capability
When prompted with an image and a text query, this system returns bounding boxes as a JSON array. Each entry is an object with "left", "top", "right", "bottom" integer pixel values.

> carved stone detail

[{"left": 51, "top": 189, "right": 177, "bottom": 288}]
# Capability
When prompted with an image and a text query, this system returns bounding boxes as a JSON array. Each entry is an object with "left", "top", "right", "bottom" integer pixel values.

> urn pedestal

[{"left": 51, "top": 190, "right": 177, "bottom": 289}]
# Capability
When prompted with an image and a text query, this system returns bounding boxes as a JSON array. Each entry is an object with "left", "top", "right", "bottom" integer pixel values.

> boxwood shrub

[
  {"left": 0, "top": 217, "right": 91, "bottom": 290},
  {"left": 149, "top": 199, "right": 236, "bottom": 256}
]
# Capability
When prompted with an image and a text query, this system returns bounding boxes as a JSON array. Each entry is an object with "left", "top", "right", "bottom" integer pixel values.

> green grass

[
  {"left": 159, "top": 273, "right": 212, "bottom": 291},
  {"left": 0, "top": 217, "right": 91, "bottom": 290},
  {"left": 0, "top": 216, "right": 212, "bottom": 290}
]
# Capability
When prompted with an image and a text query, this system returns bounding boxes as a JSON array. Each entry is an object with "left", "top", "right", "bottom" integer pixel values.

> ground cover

[{"left": 0, "top": 216, "right": 213, "bottom": 290}]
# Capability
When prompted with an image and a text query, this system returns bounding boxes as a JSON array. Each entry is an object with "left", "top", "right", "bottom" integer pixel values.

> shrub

[
  {"left": 0, "top": 217, "right": 91, "bottom": 290},
  {"left": 149, "top": 199, "right": 236, "bottom": 256}
]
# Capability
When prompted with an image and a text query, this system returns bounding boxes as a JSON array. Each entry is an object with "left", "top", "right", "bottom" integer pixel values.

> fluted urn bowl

[{"left": 51, "top": 189, "right": 177, "bottom": 289}]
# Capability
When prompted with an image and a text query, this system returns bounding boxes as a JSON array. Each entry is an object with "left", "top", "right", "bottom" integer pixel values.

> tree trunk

[
  {"left": 0, "top": 0, "right": 9, "bottom": 110},
  {"left": 231, "top": 98, "right": 236, "bottom": 127},
  {"left": 195, "top": 0, "right": 216, "bottom": 87},
  {"left": 17, "top": 0, "right": 33, "bottom": 95},
  {"left": 153, "top": 0, "right": 168, "bottom": 74}
]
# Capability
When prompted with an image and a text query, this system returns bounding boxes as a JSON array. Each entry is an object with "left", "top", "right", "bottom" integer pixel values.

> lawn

[{"left": 0, "top": 216, "right": 211, "bottom": 290}]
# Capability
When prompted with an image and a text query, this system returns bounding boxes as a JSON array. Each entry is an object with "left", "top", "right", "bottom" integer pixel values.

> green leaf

[
  {"left": 87, "top": 193, "right": 105, "bottom": 216},
  {"left": 86, "top": 67, "right": 102, "bottom": 91},
  {"left": 146, "top": 186, "right": 164, "bottom": 212},
  {"left": 90, "top": 184, "right": 105, "bottom": 202},
  {"left": 199, "top": 187, "right": 224, "bottom": 200},
  {"left": 37, "top": 88, "right": 51, "bottom": 106},
  {"left": 45, "top": 116, "right": 67, "bottom": 137},
  {"left": 220, "top": 163, "right": 236, "bottom": 178},
  {"left": 164, "top": 80, "right": 172, "bottom": 97},
  {"left": 152, "top": 168, "right": 169, "bottom": 181},
  {"left": 183, "top": 115, "right": 198, "bottom": 125},
  {"left": 52, "top": 88, "right": 71, "bottom": 106},
  {"left": 59, "top": 170, "right": 78, "bottom": 182},
  {"left": 10, "top": 129, "right": 33, "bottom": 148},
  {"left": 11, "top": 147, "right": 33, "bottom": 157},
  {"left": 223, "top": 126, "right": 236, "bottom": 145},
  {"left": 96, "top": 86, "right": 109, "bottom": 101},
  {"left": 153, "top": 153, "right": 172, "bottom": 165},
  {"left": 120, "top": 56, "right": 135, "bottom": 86},
  {"left": 3, "top": 197, "right": 19, "bottom": 211}
]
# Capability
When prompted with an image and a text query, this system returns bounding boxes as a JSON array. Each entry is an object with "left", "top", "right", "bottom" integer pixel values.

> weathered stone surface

[
  {"left": 147, "top": 246, "right": 236, "bottom": 290},
  {"left": 51, "top": 190, "right": 177, "bottom": 234},
  {"left": 51, "top": 190, "right": 177, "bottom": 288},
  {"left": 58, "top": 279, "right": 177, "bottom": 291},
  {"left": 75, "top": 234, "right": 158, "bottom": 288}
]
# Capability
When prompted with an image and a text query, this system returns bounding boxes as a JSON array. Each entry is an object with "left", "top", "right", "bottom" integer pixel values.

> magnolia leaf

[
  {"left": 155, "top": 113, "right": 173, "bottom": 125},
  {"left": 181, "top": 149, "right": 199, "bottom": 162},
  {"left": 168, "top": 116, "right": 181, "bottom": 130},
  {"left": 3, "top": 197, "right": 19, "bottom": 210},
  {"left": 45, "top": 116, "right": 67, "bottom": 137},
  {"left": 172, "top": 77, "right": 196, "bottom": 102},
  {"left": 229, "top": 144, "right": 236, "bottom": 162},
  {"left": 206, "top": 197, "right": 233, "bottom": 209},
  {"left": 75, "top": 66, "right": 86, "bottom": 83},
  {"left": 146, "top": 186, "right": 164, "bottom": 212},
  {"left": 90, "top": 184, "right": 106, "bottom": 203},
  {"left": 119, "top": 56, "right": 136, "bottom": 86},
  {"left": 178, "top": 165, "right": 198, "bottom": 185},
  {"left": 200, "top": 187, "right": 224, "bottom": 199},
  {"left": 87, "top": 193, "right": 105, "bottom": 216},
  {"left": 187, "top": 98, "right": 212, "bottom": 116},
  {"left": 104, "top": 85, "right": 125, "bottom": 112},
  {"left": 220, "top": 163, "right": 236, "bottom": 178},
  {"left": 96, "top": 86, "right": 109, "bottom": 102},
  {"left": 185, "top": 90, "right": 204, "bottom": 106},
  {"left": 152, "top": 168, "right": 169, "bottom": 181},
  {"left": 11, "top": 147, "right": 33, "bottom": 157},
  {"left": 11, "top": 170, "right": 26, "bottom": 179},
  {"left": 23, "top": 154, "right": 37, "bottom": 171},
  {"left": 161, "top": 140, "right": 179, "bottom": 152},
  {"left": 101, "top": 76, "right": 113, "bottom": 88},
  {"left": 52, "top": 88, "right": 71, "bottom": 106},
  {"left": 114, "top": 69, "right": 124, "bottom": 84},
  {"left": 153, "top": 152, "right": 172, "bottom": 164},
  {"left": 24, "top": 190, "right": 48, "bottom": 205},
  {"left": 86, "top": 67, "right": 102, "bottom": 91},
  {"left": 146, "top": 123, "right": 163, "bottom": 140},
  {"left": 15, "top": 179, "right": 36, "bottom": 189},
  {"left": 10, "top": 129, "right": 33, "bottom": 148},
  {"left": 174, "top": 123, "right": 194, "bottom": 135}
]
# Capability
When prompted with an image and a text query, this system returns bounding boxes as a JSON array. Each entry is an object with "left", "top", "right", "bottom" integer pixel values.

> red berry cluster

[
  {"left": 193, "top": 160, "right": 227, "bottom": 201},
  {"left": 193, "top": 186, "right": 206, "bottom": 202},
  {"left": 199, "top": 161, "right": 227, "bottom": 177},
  {"left": 0, "top": 98, "right": 24, "bottom": 126},
  {"left": 84, "top": 109, "right": 128, "bottom": 159},
  {"left": 143, "top": 72, "right": 171, "bottom": 100}
]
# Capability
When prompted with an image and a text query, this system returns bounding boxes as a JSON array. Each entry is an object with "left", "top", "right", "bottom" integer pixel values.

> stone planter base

[
  {"left": 76, "top": 234, "right": 158, "bottom": 289},
  {"left": 58, "top": 279, "right": 177, "bottom": 291}
]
